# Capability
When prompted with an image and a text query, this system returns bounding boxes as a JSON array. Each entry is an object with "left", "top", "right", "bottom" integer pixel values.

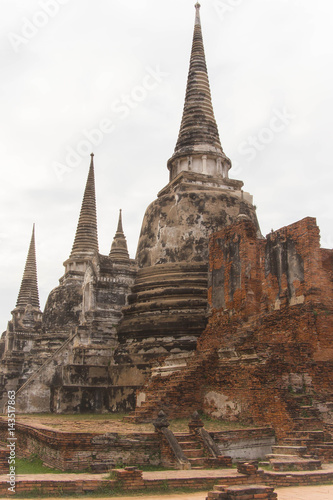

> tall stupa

[{"left": 115, "top": 3, "right": 259, "bottom": 370}]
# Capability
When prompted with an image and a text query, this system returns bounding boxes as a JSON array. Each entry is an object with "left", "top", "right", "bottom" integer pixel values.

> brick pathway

[
  {"left": 142, "top": 468, "right": 241, "bottom": 480},
  {"left": 1, "top": 473, "right": 105, "bottom": 481},
  {"left": 10, "top": 485, "right": 333, "bottom": 500},
  {"left": 0, "top": 468, "right": 238, "bottom": 483},
  {"left": 1, "top": 466, "right": 333, "bottom": 498}
]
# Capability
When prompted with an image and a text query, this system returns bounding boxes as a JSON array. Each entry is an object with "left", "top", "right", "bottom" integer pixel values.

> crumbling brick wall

[
  {"left": 129, "top": 217, "right": 332, "bottom": 437},
  {"left": 196, "top": 217, "right": 333, "bottom": 436},
  {"left": 206, "top": 217, "right": 332, "bottom": 318}
]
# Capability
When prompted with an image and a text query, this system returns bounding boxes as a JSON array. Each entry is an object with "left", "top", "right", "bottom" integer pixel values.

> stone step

[
  {"left": 188, "top": 457, "right": 206, "bottom": 467},
  {"left": 297, "top": 406, "right": 321, "bottom": 417},
  {"left": 289, "top": 430, "right": 326, "bottom": 441},
  {"left": 293, "top": 418, "right": 324, "bottom": 430},
  {"left": 182, "top": 448, "right": 203, "bottom": 458},
  {"left": 269, "top": 457, "right": 322, "bottom": 471},
  {"left": 272, "top": 445, "right": 307, "bottom": 455},
  {"left": 266, "top": 454, "right": 302, "bottom": 460},
  {"left": 214, "top": 485, "right": 228, "bottom": 492},
  {"left": 310, "top": 443, "right": 333, "bottom": 449},
  {"left": 283, "top": 438, "right": 312, "bottom": 447},
  {"left": 177, "top": 440, "right": 201, "bottom": 449}
]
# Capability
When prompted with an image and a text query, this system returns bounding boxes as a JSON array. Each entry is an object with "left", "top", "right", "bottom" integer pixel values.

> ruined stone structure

[
  {"left": 127, "top": 217, "right": 333, "bottom": 439},
  {"left": 115, "top": 2, "right": 259, "bottom": 386},
  {"left": 0, "top": 4, "right": 332, "bottom": 431},
  {"left": 0, "top": 154, "right": 136, "bottom": 413},
  {"left": 0, "top": 225, "right": 44, "bottom": 397}
]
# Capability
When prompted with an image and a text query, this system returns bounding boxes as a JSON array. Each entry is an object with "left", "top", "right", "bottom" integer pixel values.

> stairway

[
  {"left": 262, "top": 391, "right": 333, "bottom": 470},
  {"left": 175, "top": 432, "right": 232, "bottom": 469},
  {"left": 177, "top": 433, "right": 206, "bottom": 468},
  {"left": 283, "top": 429, "right": 333, "bottom": 462},
  {"left": 265, "top": 427, "right": 333, "bottom": 470},
  {"left": 265, "top": 440, "right": 321, "bottom": 471},
  {"left": 123, "top": 352, "right": 212, "bottom": 423},
  {"left": 284, "top": 393, "right": 333, "bottom": 462}
]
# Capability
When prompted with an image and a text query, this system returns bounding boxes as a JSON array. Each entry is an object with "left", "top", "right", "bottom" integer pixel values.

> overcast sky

[{"left": 0, "top": 0, "right": 332, "bottom": 330}]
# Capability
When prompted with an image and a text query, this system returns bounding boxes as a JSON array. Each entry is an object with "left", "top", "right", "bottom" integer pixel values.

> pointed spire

[
  {"left": 116, "top": 209, "right": 124, "bottom": 233},
  {"left": 15, "top": 224, "right": 41, "bottom": 310},
  {"left": 109, "top": 209, "right": 130, "bottom": 262},
  {"left": 176, "top": 2, "right": 221, "bottom": 152},
  {"left": 167, "top": 4, "right": 231, "bottom": 179},
  {"left": 70, "top": 153, "right": 99, "bottom": 258}
]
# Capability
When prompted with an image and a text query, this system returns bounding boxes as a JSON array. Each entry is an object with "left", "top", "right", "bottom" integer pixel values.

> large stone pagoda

[
  {"left": 2, "top": 5, "right": 330, "bottom": 422},
  {"left": 115, "top": 3, "right": 259, "bottom": 374}
]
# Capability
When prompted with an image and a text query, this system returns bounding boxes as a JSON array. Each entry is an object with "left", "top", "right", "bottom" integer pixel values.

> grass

[{"left": 15, "top": 457, "right": 80, "bottom": 475}]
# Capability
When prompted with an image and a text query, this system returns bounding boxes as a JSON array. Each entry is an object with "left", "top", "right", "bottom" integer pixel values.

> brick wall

[
  {"left": 0, "top": 419, "right": 160, "bottom": 471},
  {"left": 205, "top": 217, "right": 332, "bottom": 319},
  {"left": 0, "top": 447, "right": 9, "bottom": 474},
  {"left": 197, "top": 217, "right": 333, "bottom": 436}
]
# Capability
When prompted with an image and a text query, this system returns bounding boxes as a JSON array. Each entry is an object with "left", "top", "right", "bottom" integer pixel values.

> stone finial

[
  {"left": 153, "top": 410, "right": 170, "bottom": 430},
  {"left": 109, "top": 209, "right": 130, "bottom": 262},
  {"left": 195, "top": 2, "right": 201, "bottom": 25},
  {"left": 189, "top": 410, "right": 204, "bottom": 433},
  {"left": 15, "top": 224, "right": 41, "bottom": 311},
  {"left": 70, "top": 153, "right": 99, "bottom": 258}
]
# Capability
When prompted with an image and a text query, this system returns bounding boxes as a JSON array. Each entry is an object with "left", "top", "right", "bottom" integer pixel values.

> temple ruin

[{"left": 0, "top": 4, "right": 332, "bottom": 444}]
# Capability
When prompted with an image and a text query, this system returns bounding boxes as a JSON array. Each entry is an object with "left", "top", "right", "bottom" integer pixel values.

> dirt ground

[
  {"left": 13, "top": 414, "right": 252, "bottom": 434},
  {"left": 15, "top": 414, "right": 154, "bottom": 434}
]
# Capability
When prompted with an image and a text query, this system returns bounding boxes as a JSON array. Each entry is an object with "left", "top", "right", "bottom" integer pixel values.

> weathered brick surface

[
  {"left": 0, "top": 419, "right": 160, "bottom": 471},
  {"left": 0, "top": 418, "right": 275, "bottom": 473},
  {"left": 194, "top": 219, "right": 331, "bottom": 436},
  {"left": 127, "top": 218, "right": 333, "bottom": 440},
  {"left": 207, "top": 484, "right": 277, "bottom": 500},
  {"left": 112, "top": 467, "right": 145, "bottom": 490},
  {"left": 0, "top": 477, "right": 113, "bottom": 497},
  {"left": 0, "top": 448, "right": 9, "bottom": 474},
  {"left": 237, "top": 461, "right": 259, "bottom": 475}
]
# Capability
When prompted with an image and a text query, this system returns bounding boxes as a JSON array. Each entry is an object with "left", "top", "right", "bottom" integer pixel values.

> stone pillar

[
  {"left": 112, "top": 467, "right": 144, "bottom": 490},
  {"left": 202, "top": 155, "right": 207, "bottom": 174},
  {"left": 188, "top": 410, "right": 204, "bottom": 434},
  {"left": 154, "top": 411, "right": 191, "bottom": 469}
]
